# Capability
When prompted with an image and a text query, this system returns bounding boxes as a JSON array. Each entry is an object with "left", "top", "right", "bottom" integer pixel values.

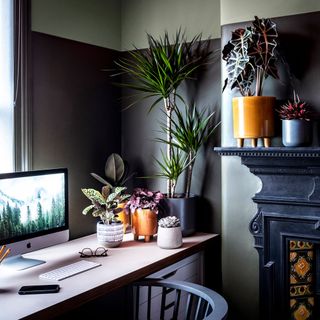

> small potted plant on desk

[
  {"left": 277, "top": 91, "right": 313, "bottom": 147},
  {"left": 81, "top": 186, "right": 131, "bottom": 247},
  {"left": 125, "top": 188, "right": 164, "bottom": 242},
  {"left": 157, "top": 216, "right": 182, "bottom": 249},
  {"left": 90, "top": 153, "right": 135, "bottom": 233}
]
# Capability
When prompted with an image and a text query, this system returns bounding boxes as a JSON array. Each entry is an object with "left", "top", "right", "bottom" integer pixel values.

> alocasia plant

[{"left": 222, "top": 16, "right": 280, "bottom": 96}]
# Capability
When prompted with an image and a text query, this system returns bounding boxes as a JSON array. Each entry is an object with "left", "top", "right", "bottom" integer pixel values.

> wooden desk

[{"left": 0, "top": 232, "right": 217, "bottom": 319}]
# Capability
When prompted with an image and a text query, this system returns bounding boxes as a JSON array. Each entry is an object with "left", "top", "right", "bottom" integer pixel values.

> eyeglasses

[{"left": 79, "top": 247, "right": 108, "bottom": 258}]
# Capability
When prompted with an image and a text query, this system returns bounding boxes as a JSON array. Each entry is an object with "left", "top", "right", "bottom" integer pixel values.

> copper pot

[{"left": 131, "top": 209, "right": 158, "bottom": 242}]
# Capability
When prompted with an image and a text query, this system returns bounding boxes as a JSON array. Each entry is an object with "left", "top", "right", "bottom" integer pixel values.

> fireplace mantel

[
  {"left": 215, "top": 147, "right": 320, "bottom": 206},
  {"left": 215, "top": 147, "right": 320, "bottom": 320},
  {"left": 215, "top": 146, "right": 320, "bottom": 158}
]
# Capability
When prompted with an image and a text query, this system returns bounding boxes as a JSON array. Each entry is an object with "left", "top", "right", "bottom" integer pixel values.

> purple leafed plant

[{"left": 125, "top": 188, "right": 164, "bottom": 214}]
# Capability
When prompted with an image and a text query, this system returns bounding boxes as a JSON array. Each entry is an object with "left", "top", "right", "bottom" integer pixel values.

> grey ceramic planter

[
  {"left": 282, "top": 119, "right": 312, "bottom": 147},
  {"left": 161, "top": 195, "right": 197, "bottom": 237}
]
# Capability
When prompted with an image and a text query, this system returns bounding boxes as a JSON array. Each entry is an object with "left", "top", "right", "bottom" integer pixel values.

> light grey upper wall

[
  {"left": 31, "top": 0, "right": 121, "bottom": 50},
  {"left": 31, "top": 0, "right": 221, "bottom": 51},
  {"left": 221, "top": 0, "right": 320, "bottom": 25},
  {"left": 121, "top": 0, "right": 220, "bottom": 50},
  {"left": 31, "top": 0, "right": 320, "bottom": 50}
]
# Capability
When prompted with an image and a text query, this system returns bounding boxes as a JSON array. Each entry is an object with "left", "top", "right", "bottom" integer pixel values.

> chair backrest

[{"left": 132, "top": 278, "right": 228, "bottom": 320}]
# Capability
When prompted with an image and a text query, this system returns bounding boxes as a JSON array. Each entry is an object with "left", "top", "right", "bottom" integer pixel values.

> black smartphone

[{"left": 18, "top": 284, "right": 60, "bottom": 295}]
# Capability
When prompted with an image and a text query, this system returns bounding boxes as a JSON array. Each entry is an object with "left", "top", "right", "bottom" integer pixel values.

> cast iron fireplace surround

[{"left": 216, "top": 147, "right": 320, "bottom": 320}]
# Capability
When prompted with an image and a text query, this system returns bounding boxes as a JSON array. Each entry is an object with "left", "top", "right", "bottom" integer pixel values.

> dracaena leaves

[{"left": 115, "top": 29, "right": 209, "bottom": 111}]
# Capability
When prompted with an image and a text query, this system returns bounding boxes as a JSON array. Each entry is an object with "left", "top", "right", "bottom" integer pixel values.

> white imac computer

[{"left": 0, "top": 168, "right": 69, "bottom": 270}]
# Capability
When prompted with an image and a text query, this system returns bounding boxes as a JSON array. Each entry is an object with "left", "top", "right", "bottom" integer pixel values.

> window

[
  {"left": 0, "top": 0, "right": 14, "bottom": 172},
  {"left": 0, "top": 0, "right": 31, "bottom": 173}
]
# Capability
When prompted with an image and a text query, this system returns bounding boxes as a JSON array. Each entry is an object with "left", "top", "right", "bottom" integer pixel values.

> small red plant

[{"left": 277, "top": 91, "right": 311, "bottom": 120}]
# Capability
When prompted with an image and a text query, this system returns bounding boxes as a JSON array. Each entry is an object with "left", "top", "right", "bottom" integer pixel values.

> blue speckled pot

[{"left": 282, "top": 119, "right": 312, "bottom": 147}]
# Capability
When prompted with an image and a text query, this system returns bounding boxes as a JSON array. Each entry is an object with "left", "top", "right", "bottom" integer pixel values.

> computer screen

[{"left": 0, "top": 168, "right": 69, "bottom": 270}]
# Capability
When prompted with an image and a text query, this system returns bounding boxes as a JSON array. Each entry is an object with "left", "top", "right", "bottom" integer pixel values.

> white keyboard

[{"left": 39, "top": 260, "right": 101, "bottom": 281}]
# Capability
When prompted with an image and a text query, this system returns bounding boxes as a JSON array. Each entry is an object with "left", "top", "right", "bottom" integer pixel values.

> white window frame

[
  {"left": 0, "top": 0, "right": 14, "bottom": 173},
  {"left": 14, "top": 0, "right": 32, "bottom": 171}
]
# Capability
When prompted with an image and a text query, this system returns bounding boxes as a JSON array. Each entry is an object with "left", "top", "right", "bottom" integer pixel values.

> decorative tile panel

[{"left": 289, "top": 240, "right": 315, "bottom": 320}]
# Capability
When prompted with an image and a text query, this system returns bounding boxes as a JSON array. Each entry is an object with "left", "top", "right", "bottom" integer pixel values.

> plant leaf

[
  {"left": 81, "top": 188, "right": 105, "bottom": 205},
  {"left": 105, "top": 153, "right": 125, "bottom": 184},
  {"left": 82, "top": 204, "right": 95, "bottom": 215},
  {"left": 90, "top": 173, "right": 110, "bottom": 186}
]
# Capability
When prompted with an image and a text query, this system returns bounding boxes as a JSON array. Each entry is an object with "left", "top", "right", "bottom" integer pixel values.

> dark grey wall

[
  {"left": 31, "top": 32, "right": 122, "bottom": 239},
  {"left": 121, "top": 39, "right": 222, "bottom": 234}
]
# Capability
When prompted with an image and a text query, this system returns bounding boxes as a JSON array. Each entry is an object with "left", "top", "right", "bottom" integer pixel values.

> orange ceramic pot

[
  {"left": 131, "top": 209, "right": 158, "bottom": 242},
  {"left": 117, "top": 202, "right": 130, "bottom": 233},
  {"left": 232, "top": 96, "right": 275, "bottom": 147}
]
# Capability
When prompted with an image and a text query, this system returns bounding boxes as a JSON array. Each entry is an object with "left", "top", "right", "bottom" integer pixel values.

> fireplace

[{"left": 216, "top": 147, "right": 320, "bottom": 320}]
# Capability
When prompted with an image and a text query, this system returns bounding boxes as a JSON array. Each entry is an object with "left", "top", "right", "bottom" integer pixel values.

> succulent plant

[
  {"left": 277, "top": 91, "right": 311, "bottom": 120},
  {"left": 158, "top": 216, "right": 181, "bottom": 228}
]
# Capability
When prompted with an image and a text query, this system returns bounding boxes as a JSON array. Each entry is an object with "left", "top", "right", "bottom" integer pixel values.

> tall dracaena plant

[
  {"left": 158, "top": 105, "right": 219, "bottom": 197},
  {"left": 154, "top": 148, "right": 189, "bottom": 197},
  {"left": 222, "top": 16, "right": 279, "bottom": 96},
  {"left": 114, "top": 29, "right": 210, "bottom": 197}
]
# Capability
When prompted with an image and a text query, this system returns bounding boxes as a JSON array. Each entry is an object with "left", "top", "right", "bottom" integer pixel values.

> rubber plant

[
  {"left": 222, "top": 16, "right": 279, "bottom": 96},
  {"left": 114, "top": 29, "right": 211, "bottom": 197},
  {"left": 90, "top": 153, "right": 135, "bottom": 188}
]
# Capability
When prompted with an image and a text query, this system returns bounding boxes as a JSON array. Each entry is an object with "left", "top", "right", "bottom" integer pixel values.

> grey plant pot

[
  {"left": 161, "top": 195, "right": 197, "bottom": 237},
  {"left": 282, "top": 119, "right": 312, "bottom": 147}
]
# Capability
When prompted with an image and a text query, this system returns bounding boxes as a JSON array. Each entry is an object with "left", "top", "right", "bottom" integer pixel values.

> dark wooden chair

[{"left": 132, "top": 279, "right": 228, "bottom": 320}]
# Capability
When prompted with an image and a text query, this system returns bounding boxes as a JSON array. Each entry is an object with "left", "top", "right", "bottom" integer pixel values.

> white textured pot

[
  {"left": 96, "top": 221, "right": 123, "bottom": 248},
  {"left": 157, "top": 226, "right": 183, "bottom": 249}
]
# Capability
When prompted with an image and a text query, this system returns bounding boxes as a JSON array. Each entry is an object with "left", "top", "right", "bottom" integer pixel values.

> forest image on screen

[{"left": 0, "top": 173, "right": 66, "bottom": 242}]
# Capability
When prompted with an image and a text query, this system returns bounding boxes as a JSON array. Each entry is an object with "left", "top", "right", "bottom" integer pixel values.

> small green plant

[
  {"left": 81, "top": 186, "right": 131, "bottom": 224},
  {"left": 277, "top": 91, "right": 311, "bottom": 120},
  {"left": 158, "top": 216, "right": 180, "bottom": 228}
]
